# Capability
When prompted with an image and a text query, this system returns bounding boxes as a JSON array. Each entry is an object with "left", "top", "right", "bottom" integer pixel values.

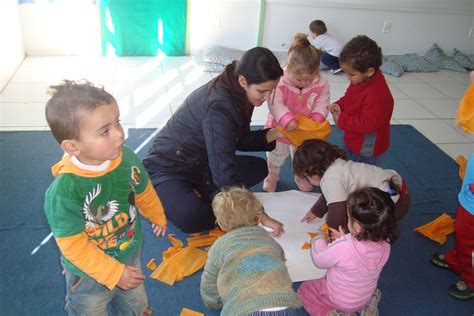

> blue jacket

[{"left": 143, "top": 80, "right": 275, "bottom": 188}]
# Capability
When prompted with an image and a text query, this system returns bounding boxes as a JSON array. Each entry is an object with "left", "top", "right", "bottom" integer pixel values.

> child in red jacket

[{"left": 329, "top": 35, "right": 394, "bottom": 166}]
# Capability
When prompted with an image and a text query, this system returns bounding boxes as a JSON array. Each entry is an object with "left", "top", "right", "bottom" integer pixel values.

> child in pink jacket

[
  {"left": 298, "top": 187, "right": 398, "bottom": 315},
  {"left": 263, "top": 33, "right": 330, "bottom": 192}
]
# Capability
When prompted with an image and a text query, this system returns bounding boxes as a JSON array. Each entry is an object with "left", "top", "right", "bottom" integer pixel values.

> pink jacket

[
  {"left": 312, "top": 234, "right": 390, "bottom": 311},
  {"left": 265, "top": 67, "right": 330, "bottom": 134}
]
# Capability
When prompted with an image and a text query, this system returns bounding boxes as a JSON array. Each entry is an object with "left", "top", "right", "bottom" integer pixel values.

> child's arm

[
  {"left": 56, "top": 232, "right": 125, "bottom": 290},
  {"left": 200, "top": 261, "right": 223, "bottom": 310},
  {"left": 301, "top": 194, "right": 328, "bottom": 223},
  {"left": 309, "top": 82, "right": 330, "bottom": 122},
  {"left": 309, "top": 233, "right": 346, "bottom": 269},
  {"left": 135, "top": 180, "right": 167, "bottom": 236},
  {"left": 268, "top": 86, "right": 297, "bottom": 130}
]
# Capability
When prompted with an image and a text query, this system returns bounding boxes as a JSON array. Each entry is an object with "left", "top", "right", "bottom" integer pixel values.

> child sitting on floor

[
  {"left": 298, "top": 187, "right": 398, "bottom": 315},
  {"left": 293, "top": 139, "right": 410, "bottom": 232},
  {"left": 200, "top": 187, "right": 303, "bottom": 315},
  {"left": 308, "top": 19, "right": 343, "bottom": 74}
]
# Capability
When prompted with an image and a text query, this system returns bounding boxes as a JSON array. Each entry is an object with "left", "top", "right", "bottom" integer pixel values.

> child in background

[
  {"left": 293, "top": 139, "right": 410, "bottom": 231},
  {"left": 200, "top": 187, "right": 303, "bottom": 315},
  {"left": 263, "top": 32, "right": 330, "bottom": 192},
  {"left": 329, "top": 35, "right": 394, "bottom": 166},
  {"left": 429, "top": 72, "right": 474, "bottom": 300},
  {"left": 308, "top": 20, "right": 344, "bottom": 74},
  {"left": 44, "top": 80, "right": 167, "bottom": 314},
  {"left": 298, "top": 187, "right": 398, "bottom": 315}
]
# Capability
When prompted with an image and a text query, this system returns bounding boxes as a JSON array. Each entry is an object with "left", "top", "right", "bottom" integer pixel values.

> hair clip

[{"left": 387, "top": 188, "right": 396, "bottom": 196}]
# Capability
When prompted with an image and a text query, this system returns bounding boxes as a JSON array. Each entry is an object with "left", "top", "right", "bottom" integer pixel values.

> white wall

[
  {"left": 262, "top": 0, "right": 474, "bottom": 54},
  {"left": 17, "top": 0, "right": 474, "bottom": 56},
  {"left": 0, "top": 0, "right": 24, "bottom": 92},
  {"left": 20, "top": 3, "right": 101, "bottom": 56}
]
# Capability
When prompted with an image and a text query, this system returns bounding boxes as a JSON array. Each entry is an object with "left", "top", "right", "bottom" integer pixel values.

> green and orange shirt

[{"left": 44, "top": 146, "right": 166, "bottom": 289}]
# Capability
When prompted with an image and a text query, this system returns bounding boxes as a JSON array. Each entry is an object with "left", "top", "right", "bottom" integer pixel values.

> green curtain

[{"left": 100, "top": 0, "right": 186, "bottom": 56}]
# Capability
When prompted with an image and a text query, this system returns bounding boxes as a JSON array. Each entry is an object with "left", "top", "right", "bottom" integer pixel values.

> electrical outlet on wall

[
  {"left": 383, "top": 21, "right": 392, "bottom": 33},
  {"left": 469, "top": 27, "right": 473, "bottom": 38}
]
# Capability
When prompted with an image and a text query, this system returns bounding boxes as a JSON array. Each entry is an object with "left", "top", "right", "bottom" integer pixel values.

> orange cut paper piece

[
  {"left": 180, "top": 307, "right": 204, "bottom": 316},
  {"left": 150, "top": 246, "right": 207, "bottom": 285},
  {"left": 301, "top": 241, "right": 311, "bottom": 250},
  {"left": 414, "top": 213, "right": 455, "bottom": 245},
  {"left": 146, "top": 258, "right": 157, "bottom": 270},
  {"left": 456, "top": 81, "right": 474, "bottom": 133},
  {"left": 162, "top": 246, "right": 182, "bottom": 261},
  {"left": 168, "top": 234, "right": 184, "bottom": 248},
  {"left": 208, "top": 228, "right": 225, "bottom": 237},
  {"left": 188, "top": 232, "right": 201, "bottom": 237},
  {"left": 307, "top": 231, "right": 318, "bottom": 238},
  {"left": 456, "top": 155, "right": 467, "bottom": 180},
  {"left": 277, "top": 114, "right": 332, "bottom": 147},
  {"left": 319, "top": 224, "right": 329, "bottom": 233},
  {"left": 187, "top": 234, "right": 219, "bottom": 248}
]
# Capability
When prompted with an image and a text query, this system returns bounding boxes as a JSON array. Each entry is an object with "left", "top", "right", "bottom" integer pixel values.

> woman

[{"left": 143, "top": 47, "right": 284, "bottom": 234}]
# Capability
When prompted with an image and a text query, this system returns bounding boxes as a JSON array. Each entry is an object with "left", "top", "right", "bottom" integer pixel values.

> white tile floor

[{"left": 1, "top": 56, "right": 473, "bottom": 159}]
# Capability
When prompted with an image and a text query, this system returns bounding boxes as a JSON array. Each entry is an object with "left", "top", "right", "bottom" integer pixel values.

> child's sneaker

[
  {"left": 429, "top": 253, "right": 450, "bottom": 270},
  {"left": 295, "top": 176, "right": 313, "bottom": 192},
  {"left": 448, "top": 280, "right": 474, "bottom": 300},
  {"left": 360, "top": 288, "right": 381, "bottom": 316},
  {"left": 263, "top": 174, "right": 279, "bottom": 192}
]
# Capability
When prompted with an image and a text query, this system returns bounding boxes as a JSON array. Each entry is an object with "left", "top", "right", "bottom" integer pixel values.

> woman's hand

[
  {"left": 300, "top": 210, "right": 318, "bottom": 223},
  {"left": 151, "top": 223, "right": 167, "bottom": 237},
  {"left": 260, "top": 212, "right": 285, "bottom": 237},
  {"left": 266, "top": 128, "right": 284, "bottom": 143}
]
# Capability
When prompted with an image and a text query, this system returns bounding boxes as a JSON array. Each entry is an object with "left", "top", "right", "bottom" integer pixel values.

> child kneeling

[{"left": 200, "top": 187, "right": 303, "bottom": 315}]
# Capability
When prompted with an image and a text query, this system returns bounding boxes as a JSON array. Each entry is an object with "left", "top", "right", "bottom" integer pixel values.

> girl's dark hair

[
  {"left": 293, "top": 139, "right": 347, "bottom": 178},
  {"left": 209, "top": 47, "right": 283, "bottom": 108},
  {"left": 339, "top": 35, "right": 382, "bottom": 72},
  {"left": 347, "top": 187, "right": 398, "bottom": 244}
]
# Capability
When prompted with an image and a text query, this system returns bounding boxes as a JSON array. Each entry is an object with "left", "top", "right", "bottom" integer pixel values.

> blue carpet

[{"left": 0, "top": 126, "right": 471, "bottom": 315}]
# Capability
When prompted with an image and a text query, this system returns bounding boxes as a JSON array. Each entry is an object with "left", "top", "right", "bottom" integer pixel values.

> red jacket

[{"left": 336, "top": 70, "right": 393, "bottom": 156}]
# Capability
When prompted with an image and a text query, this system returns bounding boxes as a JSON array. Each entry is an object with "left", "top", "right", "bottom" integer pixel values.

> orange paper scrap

[
  {"left": 301, "top": 241, "right": 311, "bottom": 250},
  {"left": 277, "top": 114, "right": 332, "bottom": 147},
  {"left": 186, "top": 234, "right": 220, "bottom": 248},
  {"left": 456, "top": 82, "right": 474, "bottom": 133},
  {"left": 414, "top": 213, "right": 455, "bottom": 245},
  {"left": 307, "top": 231, "right": 318, "bottom": 238},
  {"left": 180, "top": 307, "right": 204, "bottom": 316},
  {"left": 456, "top": 155, "right": 467, "bottom": 180},
  {"left": 319, "top": 224, "right": 329, "bottom": 233},
  {"left": 162, "top": 246, "right": 182, "bottom": 261},
  {"left": 146, "top": 258, "right": 157, "bottom": 270},
  {"left": 208, "top": 228, "right": 225, "bottom": 237},
  {"left": 168, "top": 234, "right": 184, "bottom": 248},
  {"left": 150, "top": 247, "right": 207, "bottom": 285}
]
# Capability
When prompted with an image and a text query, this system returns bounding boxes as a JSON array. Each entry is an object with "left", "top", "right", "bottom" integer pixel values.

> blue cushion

[
  {"left": 385, "top": 54, "right": 438, "bottom": 72},
  {"left": 381, "top": 56, "right": 405, "bottom": 77},
  {"left": 424, "top": 43, "right": 467, "bottom": 73},
  {"left": 452, "top": 49, "right": 474, "bottom": 70}
]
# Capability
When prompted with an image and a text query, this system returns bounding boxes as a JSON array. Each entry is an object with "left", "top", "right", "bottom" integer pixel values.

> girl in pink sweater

[
  {"left": 263, "top": 33, "right": 330, "bottom": 192},
  {"left": 298, "top": 187, "right": 398, "bottom": 316}
]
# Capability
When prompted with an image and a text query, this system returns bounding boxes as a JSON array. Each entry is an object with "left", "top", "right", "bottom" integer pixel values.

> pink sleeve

[
  {"left": 310, "top": 235, "right": 348, "bottom": 269},
  {"left": 268, "top": 83, "right": 294, "bottom": 125},
  {"left": 310, "top": 81, "right": 330, "bottom": 120}
]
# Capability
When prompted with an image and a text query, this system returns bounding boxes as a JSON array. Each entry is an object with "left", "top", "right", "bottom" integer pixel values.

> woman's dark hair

[
  {"left": 293, "top": 139, "right": 346, "bottom": 178},
  {"left": 347, "top": 187, "right": 398, "bottom": 244},
  {"left": 209, "top": 47, "right": 283, "bottom": 107},
  {"left": 339, "top": 35, "right": 382, "bottom": 72}
]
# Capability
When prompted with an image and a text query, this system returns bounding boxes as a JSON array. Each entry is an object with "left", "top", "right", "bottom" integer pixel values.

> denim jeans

[
  {"left": 62, "top": 247, "right": 147, "bottom": 316},
  {"left": 344, "top": 146, "right": 385, "bottom": 167}
]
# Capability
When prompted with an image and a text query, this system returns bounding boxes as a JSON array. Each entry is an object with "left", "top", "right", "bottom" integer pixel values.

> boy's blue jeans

[
  {"left": 344, "top": 146, "right": 385, "bottom": 166},
  {"left": 62, "top": 247, "right": 147, "bottom": 316}
]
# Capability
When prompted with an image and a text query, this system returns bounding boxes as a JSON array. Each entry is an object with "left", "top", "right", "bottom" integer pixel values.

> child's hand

[
  {"left": 260, "top": 213, "right": 285, "bottom": 237},
  {"left": 286, "top": 121, "right": 298, "bottom": 131},
  {"left": 266, "top": 128, "right": 284, "bottom": 142},
  {"left": 151, "top": 223, "right": 167, "bottom": 237},
  {"left": 328, "top": 225, "right": 345, "bottom": 241},
  {"left": 329, "top": 103, "right": 340, "bottom": 123},
  {"left": 300, "top": 210, "right": 318, "bottom": 223},
  {"left": 117, "top": 265, "right": 145, "bottom": 290}
]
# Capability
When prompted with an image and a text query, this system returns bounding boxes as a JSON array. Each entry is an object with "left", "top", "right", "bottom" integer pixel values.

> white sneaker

[{"left": 330, "top": 68, "right": 342, "bottom": 75}]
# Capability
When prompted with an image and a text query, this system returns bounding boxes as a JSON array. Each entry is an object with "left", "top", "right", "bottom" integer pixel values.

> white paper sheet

[{"left": 255, "top": 190, "right": 327, "bottom": 282}]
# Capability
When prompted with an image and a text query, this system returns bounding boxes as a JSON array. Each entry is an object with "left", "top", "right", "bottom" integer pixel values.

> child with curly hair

[
  {"left": 293, "top": 139, "right": 410, "bottom": 231},
  {"left": 298, "top": 187, "right": 398, "bottom": 315},
  {"left": 329, "top": 35, "right": 394, "bottom": 166}
]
